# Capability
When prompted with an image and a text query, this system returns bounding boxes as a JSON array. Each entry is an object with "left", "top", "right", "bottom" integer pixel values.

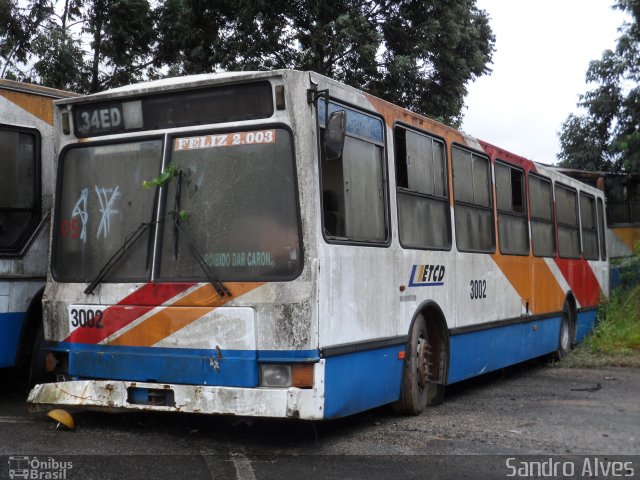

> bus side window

[
  {"left": 495, "top": 162, "right": 529, "bottom": 255},
  {"left": 320, "top": 104, "right": 387, "bottom": 243},
  {"left": 555, "top": 183, "right": 581, "bottom": 259},
  {"left": 394, "top": 126, "right": 451, "bottom": 250},
  {"left": 597, "top": 197, "right": 607, "bottom": 260},
  {"left": 529, "top": 174, "right": 556, "bottom": 257},
  {"left": 580, "top": 192, "right": 599, "bottom": 260},
  {"left": 452, "top": 146, "right": 495, "bottom": 253},
  {"left": 0, "top": 128, "right": 39, "bottom": 254}
]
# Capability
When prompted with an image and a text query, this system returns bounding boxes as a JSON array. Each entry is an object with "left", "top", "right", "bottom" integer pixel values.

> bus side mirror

[{"left": 324, "top": 110, "right": 346, "bottom": 161}]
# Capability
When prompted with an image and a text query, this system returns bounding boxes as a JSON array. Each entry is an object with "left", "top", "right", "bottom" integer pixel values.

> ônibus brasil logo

[{"left": 8, "top": 456, "right": 72, "bottom": 480}]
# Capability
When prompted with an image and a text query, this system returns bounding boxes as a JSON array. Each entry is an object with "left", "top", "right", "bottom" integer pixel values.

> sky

[{"left": 461, "top": 1, "right": 628, "bottom": 165}]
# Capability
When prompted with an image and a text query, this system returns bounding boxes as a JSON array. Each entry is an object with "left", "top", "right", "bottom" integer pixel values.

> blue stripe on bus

[
  {"left": 323, "top": 343, "right": 404, "bottom": 419},
  {"left": 575, "top": 309, "right": 598, "bottom": 343},
  {"left": 447, "top": 316, "right": 562, "bottom": 384},
  {"left": 51, "top": 342, "right": 319, "bottom": 387},
  {"left": 0, "top": 312, "right": 26, "bottom": 368}
]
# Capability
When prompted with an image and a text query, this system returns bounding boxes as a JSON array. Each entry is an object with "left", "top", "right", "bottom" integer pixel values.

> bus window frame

[
  {"left": 494, "top": 160, "right": 530, "bottom": 256},
  {"left": 0, "top": 123, "right": 42, "bottom": 258},
  {"left": 155, "top": 123, "right": 305, "bottom": 283},
  {"left": 451, "top": 142, "right": 496, "bottom": 254},
  {"left": 393, "top": 122, "right": 452, "bottom": 252},
  {"left": 316, "top": 96, "right": 391, "bottom": 248},
  {"left": 597, "top": 197, "right": 607, "bottom": 260},
  {"left": 555, "top": 181, "right": 582, "bottom": 260},
  {"left": 528, "top": 172, "right": 557, "bottom": 258},
  {"left": 50, "top": 134, "right": 164, "bottom": 284},
  {"left": 579, "top": 190, "right": 599, "bottom": 261}
]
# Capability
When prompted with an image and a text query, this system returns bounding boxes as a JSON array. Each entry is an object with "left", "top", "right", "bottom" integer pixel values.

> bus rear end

[{"left": 28, "top": 72, "right": 325, "bottom": 419}]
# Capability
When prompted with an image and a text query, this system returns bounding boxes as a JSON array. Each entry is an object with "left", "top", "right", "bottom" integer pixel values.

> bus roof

[
  {"left": 55, "top": 70, "right": 292, "bottom": 106},
  {"left": 0, "top": 79, "right": 78, "bottom": 99}
]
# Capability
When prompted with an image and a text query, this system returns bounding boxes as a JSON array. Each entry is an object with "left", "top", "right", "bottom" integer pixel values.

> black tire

[
  {"left": 27, "top": 323, "right": 50, "bottom": 388},
  {"left": 392, "top": 314, "right": 432, "bottom": 415},
  {"left": 556, "top": 301, "right": 575, "bottom": 360}
]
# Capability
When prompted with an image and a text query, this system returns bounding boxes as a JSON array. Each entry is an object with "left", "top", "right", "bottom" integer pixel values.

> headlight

[{"left": 259, "top": 364, "right": 314, "bottom": 388}]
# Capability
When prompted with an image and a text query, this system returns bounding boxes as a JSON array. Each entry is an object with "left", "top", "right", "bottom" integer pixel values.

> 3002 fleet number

[
  {"left": 70, "top": 308, "right": 104, "bottom": 329},
  {"left": 470, "top": 280, "right": 487, "bottom": 300}
]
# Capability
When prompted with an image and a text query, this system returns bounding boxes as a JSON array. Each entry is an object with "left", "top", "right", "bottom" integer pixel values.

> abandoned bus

[
  {"left": 0, "top": 80, "right": 75, "bottom": 385},
  {"left": 28, "top": 71, "right": 607, "bottom": 418}
]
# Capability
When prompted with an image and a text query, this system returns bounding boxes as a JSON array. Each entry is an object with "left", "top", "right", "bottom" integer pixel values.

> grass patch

[{"left": 561, "top": 284, "right": 640, "bottom": 368}]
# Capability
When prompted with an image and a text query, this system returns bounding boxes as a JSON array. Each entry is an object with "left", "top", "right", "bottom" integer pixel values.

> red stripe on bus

[
  {"left": 64, "top": 282, "right": 195, "bottom": 344},
  {"left": 554, "top": 259, "right": 601, "bottom": 307}
]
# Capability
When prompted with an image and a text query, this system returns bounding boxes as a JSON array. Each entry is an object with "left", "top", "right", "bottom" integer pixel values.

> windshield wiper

[
  {"left": 173, "top": 170, "right": 183, "bottom": 259},
  {"left": 169, "top": 211, "right": 232, "bottom": 298},
  {"left": 84, "top": 221, "right": 155, "bottom": 295}
]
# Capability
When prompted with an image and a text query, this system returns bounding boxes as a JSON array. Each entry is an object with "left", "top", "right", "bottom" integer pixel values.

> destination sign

[
  {"left": 72, "top": 81, "right": 274, "bottom": 138},
  {"left": 75, "top": 104, "right": 125, "bottom": 136}
]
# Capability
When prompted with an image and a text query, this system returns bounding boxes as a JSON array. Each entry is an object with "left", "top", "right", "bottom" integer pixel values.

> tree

[
  {"left": 0, "top": 0, "right": 52, "bottom": 80},
  {"left": 558, "top": 0, "right": 640, "bottom": 174},
  {"left": 4, "top": 0, "right": 494, "bottom": 122},
  {"left": 83, "top": 0, "right": 156, "bottom": 92},
  {"left": 1, "top": 0, "right": 155, "bottom": 93},
  {"left": 155, "top": 0, "right": 495, "bottom": 126},
  {"left": 30, "top": 0, "right": 86, "bottom": 91}
]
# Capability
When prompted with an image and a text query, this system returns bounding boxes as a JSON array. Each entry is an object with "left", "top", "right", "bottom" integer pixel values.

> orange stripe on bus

[
  {"left": 490, "top": 254, "right": 565, "bottom": 314},
  {"left": 107, "top": 282, "right": 263, "bottom": 347},
  {"left": 0, "top": 91, "right": 55, "bottom": 125}
]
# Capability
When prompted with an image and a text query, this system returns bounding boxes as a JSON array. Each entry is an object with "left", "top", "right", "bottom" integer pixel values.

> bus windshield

[
  {"left": 52, "top": 140, "right": 162, "bottom": 282},
  {"left": 52, "top": 128, "right": 302, "bottom": 283},
  {"left": 158, "top": 128, "right": 301, "bottom": 281}
]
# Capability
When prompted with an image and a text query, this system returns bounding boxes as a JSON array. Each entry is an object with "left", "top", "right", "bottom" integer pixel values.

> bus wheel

[
  {"left": 393, "top": 314, "right": 431, "bottom": 415},
  {"left": 556, "top": 301, "right": 574, "bottom": 359}
]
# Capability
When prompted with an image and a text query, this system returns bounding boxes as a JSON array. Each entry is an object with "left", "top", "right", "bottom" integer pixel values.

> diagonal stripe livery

[
  {"left": 107, "top": 282, "right": 263, "bottom": 347},
  {"left": 64, "top": 282, "right": 195, "bottom": 344}
]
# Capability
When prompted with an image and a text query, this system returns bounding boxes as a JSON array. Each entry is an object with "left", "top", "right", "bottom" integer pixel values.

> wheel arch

[
  {"left": 564, "top": 290, "right": 578, "bottom": 344},
  {"left": 410, "top": 300, "right": 450, "bottom": 386}
]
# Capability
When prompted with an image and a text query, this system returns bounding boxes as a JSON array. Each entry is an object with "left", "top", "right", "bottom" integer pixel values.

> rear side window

[
  {"left": 0, "top": 127, "right": 40, "bottom": 255},
  {"left": 529, "top": 174, "right": 556, "bottom": 257},
  {"left": 555, "top": 183, "right": 581, "bottom": 259},
  {"left": 452, "top": 146, "right": 495, "bottom": 253},
  {"left": 580, "top": 192, "right": 598, "bottom": 260},
  {"left": 395, "top": 126, "right": 451, "bottom": 250},
  {"left": 597, "top": 197, "right": 607, "bottom": 260},
  {"left": 495, "top": 162, "right": 529, "bottom": 255}
]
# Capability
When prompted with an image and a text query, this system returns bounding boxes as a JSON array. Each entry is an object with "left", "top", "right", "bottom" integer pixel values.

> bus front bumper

[{"left": 27, "top": 380, "right": 324, "bottom": 420}]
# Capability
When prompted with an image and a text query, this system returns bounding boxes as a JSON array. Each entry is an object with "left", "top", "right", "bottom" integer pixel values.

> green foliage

[
  {"left": 84, "top": 0, "right": 156, "bottom": 92},
  {"left": 558, "top": 0, "right": 640, "bottom": 174},
  {"left": 0, "top": 0, "right": 53, "bottom": 78},
  {"left": 142, "top": 163, "right": 180, "bottom": 189},
  {"left": 31, "top": 23, "right": 87, "bottom": 91},
  {"left": 589, "top": 284, "right": 640, "bottom": 355}
]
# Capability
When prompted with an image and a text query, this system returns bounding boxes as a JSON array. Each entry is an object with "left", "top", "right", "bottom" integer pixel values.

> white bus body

[{"left": 28, "top": 71, "right": 607, "bottom": 419}]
